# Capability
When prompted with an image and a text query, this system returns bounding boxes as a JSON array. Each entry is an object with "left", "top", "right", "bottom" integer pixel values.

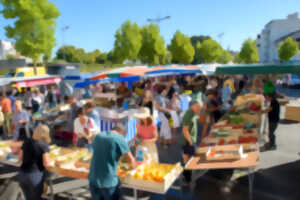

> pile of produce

[{"left": 133, "top": 163, "right": 177, "bottom": 182}]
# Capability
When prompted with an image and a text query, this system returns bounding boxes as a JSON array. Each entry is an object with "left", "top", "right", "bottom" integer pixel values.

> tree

[
  {"left": 190, "top": 35, "right": 211, "bottom": 48},
  {"left": 96, "top": 52, "right": 108, "bottom": 64},
  {"left": 113, "top": 20, "right": 142, "bottom": 63},
  {"left": 278, "top": 37, "right": 299, "bottom": 62},
  {"left": 56, "top": 45, "right": 77, "bottom": 62},
  {"left": 139, "top": 24, "right": 166, "bottom": 65},
  {"left": 193, "top": 41, "right": 202, "bottom": 64},
  {"left": 217, "top": 49, "right": 232, "bottom": 64},
  {"left": 197, "top": 38, "right": 222, "bottom": 63},
  {"left": 1, "top": 0, "right": 60, "bottom": 72},
  {"left": 239, "top": 38, "right": 259, "bottom": 63},
  {"left": 233, "top": 52, "right": 242, "bottom": 63},
  {"left": 190, "top": 35, "right": 211, "bottom": 63},
  {"left": 168, "top": 31, "right": 195, "bottom": 64}
]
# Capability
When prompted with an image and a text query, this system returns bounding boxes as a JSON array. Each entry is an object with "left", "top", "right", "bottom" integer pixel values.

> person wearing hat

[
  {"left": 89, "top": 124, "right": 136, "bottom": 200},
  {"left": 14, "top": 124, "right": 51, "bottom": 200},
  {"left": 181, "top": 100, "right": 202, "bottom": 184},
  {"left": 134, "top": 108, "right": 159, "bottom": 162}
]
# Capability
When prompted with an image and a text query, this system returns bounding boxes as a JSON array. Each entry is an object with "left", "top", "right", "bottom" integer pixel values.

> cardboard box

[{"left": 285, "top": 105, "right": 300, "bottom": 122}]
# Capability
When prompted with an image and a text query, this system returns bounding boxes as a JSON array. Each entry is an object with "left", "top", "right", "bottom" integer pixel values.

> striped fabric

[{"left": 99, "top": 118, "right": 137, "bottom": 142}]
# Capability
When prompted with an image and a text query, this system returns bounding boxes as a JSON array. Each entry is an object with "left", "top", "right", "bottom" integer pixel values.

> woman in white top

[
  {"left": 169, "top": 92, "right": 181, "bottom": 140},
  {"left": 73, "top": 107, "right": 99, "bottom": 148}
]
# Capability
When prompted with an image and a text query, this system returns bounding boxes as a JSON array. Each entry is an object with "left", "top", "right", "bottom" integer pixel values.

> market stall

[
  {"left": 184, "top": 93, "right": 263, "bottom": 200},
  {"left": 0, "top": 141, "right": 183, "bottom": 200}
]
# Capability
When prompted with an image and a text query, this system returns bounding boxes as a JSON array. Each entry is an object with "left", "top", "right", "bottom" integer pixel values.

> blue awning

[{"left": 74, "top": 76, "right": 140, "bottom": 88}]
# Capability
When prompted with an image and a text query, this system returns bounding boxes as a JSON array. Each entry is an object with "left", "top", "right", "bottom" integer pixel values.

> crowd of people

[{"left": 0, "top": 74, "right": 281, "bottom": 200}]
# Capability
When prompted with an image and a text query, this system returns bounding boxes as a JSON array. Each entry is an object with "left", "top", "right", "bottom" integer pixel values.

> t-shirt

[
  {"left": 89, "top": 131, "right": 130, "bottom": 188},
  {"left": 137, "top": 123, "right": 155, "bottom": 140},
  {"left": 139, "top": 100, "right": 153, "bottom": 115},
  {"left": 268, "top": 98, "right": 280, "bottom": 123},
  {"left": 12, "top": 110, "right": 29, "bottom": 140},
  {"left": 181, "top": 109, "right": 198, "bottom": 145},
  {"left": 20, "top": 139, "right": 49, "bottom": 173},
  {"left": 1, "top": 97, "right": 11, "bottom": 114}
]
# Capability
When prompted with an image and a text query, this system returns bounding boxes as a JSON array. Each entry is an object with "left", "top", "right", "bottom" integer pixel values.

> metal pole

[{"left": 62, "top": 26, "right": 70, "bottom": 62}]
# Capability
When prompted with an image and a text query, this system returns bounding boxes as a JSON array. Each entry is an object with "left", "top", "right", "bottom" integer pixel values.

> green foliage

[
  {"left": 162, "top": 50, "right": 172, "bottom": 65},
  {"left": 217, "top": 49, "right": 232, "bottom": 64},
  {"left": 190, "top": 35, "right": 211, "bottom": 48},
  {"left": 198, "top": 38, "right": 222, "bottom": 63},
  {"left": 190, "top": 35, "right": 211, "bottom": 63},
  {"left": 56, "top": 46, "right": 106, "bottom": 64},
  {"left": 139, "top": 24, "right": 166, "bottom": 65},
  {"left": 168, "top": 31, "right": 195, "bottom": 64},
  {"left": 1, "top": 0, "right": 60, "bottom": 65},
  {"left": 278, "top": 37, "right": 299, "bottom": 62},
  {"left": 193, "top": 41, "right": 202, "bottom": 64},
  {"left": 96, "top": 52, "right": 108, "bottom": 64},
  {"left": 239, "top": 38, "right": 259, "bottom": 64},
  {"left": 233, "top": 52, "right": 242, "bottom": 63},
  {"left": 113, "top": 20, "right": 142, "bottom": 63}
]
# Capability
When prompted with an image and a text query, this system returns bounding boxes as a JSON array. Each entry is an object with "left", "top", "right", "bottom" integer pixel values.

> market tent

[
  {"left": 64, "top": 72, "right": 101, "bottom": 81},
  {"left": 13, "top": 75, "right": 62, "bottom": 88},
  {"left": 74, "top": 76, "right": 140, "bottom": 88},
  {"left": 198, "top": 63, "right": 220, "bottom": 75},
  {"left": 90, "top": 66, "right": 148, "bottom": 80},
  {"left": 145, "top": 66, "right": 202, "bottom": 77},
  {"left": 0, "top": 78, "right": 12, "bottom": 87},
  {"left": 215, "top": 63, "right": 300, "bottom": 75}
]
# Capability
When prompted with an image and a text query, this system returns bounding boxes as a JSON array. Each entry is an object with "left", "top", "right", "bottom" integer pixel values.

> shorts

[{"left": 182, "top": 144, "right": 195, "bottom": 156}]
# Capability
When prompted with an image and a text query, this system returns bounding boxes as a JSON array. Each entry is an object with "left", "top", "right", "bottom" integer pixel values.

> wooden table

[{"left": 185, "top": 152, "right": 259, "bottom": 200}]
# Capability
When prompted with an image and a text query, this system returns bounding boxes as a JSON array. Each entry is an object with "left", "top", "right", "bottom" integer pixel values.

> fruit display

[
  {"left": 122, "top": 162, "right": 183, "bottom": 194},
  {"left": 132, "top": 163, "right": 176, "bottom": 182}
]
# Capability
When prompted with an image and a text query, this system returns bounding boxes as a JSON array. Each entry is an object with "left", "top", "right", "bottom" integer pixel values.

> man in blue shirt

[{"left": 89, "top": 124, "right": 136, "bottom": 200}]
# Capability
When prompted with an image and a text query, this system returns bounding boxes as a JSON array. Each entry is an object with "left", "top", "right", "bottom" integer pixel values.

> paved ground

[{"left": 1, "top": 86, "right": 300, "bottom": 200}]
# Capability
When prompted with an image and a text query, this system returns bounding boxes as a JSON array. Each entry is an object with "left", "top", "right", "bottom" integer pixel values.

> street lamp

[
  {"left": 147, "top": 16, "right": 171, "bottom": 24},
  {"left": 61, "top": 26, "right": 70, "bottom": 62}
]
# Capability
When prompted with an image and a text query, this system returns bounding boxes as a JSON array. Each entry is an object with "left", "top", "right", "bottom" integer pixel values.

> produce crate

[
  {"left": 285, "top": 105, "right": 300, "bottom": 122},
  {"left": 122, "top": 163, "right": 183, "bottom": 194},
  {"left": 57, "top": 166, "right": 89, "bottom": 179}
]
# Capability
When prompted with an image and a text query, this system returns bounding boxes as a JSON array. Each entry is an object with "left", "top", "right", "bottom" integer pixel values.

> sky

[{"left": 1, "top": 0, "right": 300, "bottom": 55}]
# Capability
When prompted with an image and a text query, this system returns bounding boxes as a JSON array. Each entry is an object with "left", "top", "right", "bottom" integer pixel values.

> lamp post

[
  {"left": 61, "top": 26, "right": 70, "bottom": 62},
  {"left": 147, "top": 16, "right": 171, "bottom": 24}
]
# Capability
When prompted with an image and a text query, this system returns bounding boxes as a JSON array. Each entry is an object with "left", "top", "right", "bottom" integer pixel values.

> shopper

[
  {"left": 11, "top": 100, "right": 29, "bottom": 141},
  {"left": 89, "top": 124, "right": 136, "bottom": 200},
  {"left": 139, "top": 90, "right": 154, "bottom": 115},
  {"left": 85, "top": 101, "right": 100, "bottom": 129},
  {"left": 0, "top": 93, "right": 12, "bottom": 138},
  {"left": 262, "top": 93, "right": 280, "bottom": 150},
  {"left": 73, "top": 107, "right": 99, "bottom": 148},
  {"left": 181, "top": 100, "right": 202, "bottom": 184},
  {"left": 15, "top": 124, "right": 51, "bottom": 200},
  {"left": 134, "top": 108, "right": 159, "bottom": 162},
  {"left": 155, "top": 86, "right": 172, "bottom": 148}
]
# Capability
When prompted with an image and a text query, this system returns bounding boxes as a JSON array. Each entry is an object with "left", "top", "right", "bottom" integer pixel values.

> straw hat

[{"left": 133, "top": 107, "right": 151, "bottom": 119}]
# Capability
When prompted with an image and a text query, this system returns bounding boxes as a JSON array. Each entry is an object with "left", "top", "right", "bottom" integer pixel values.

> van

[{"left": 4, "top": 66, "right": 46, "bottom": 77}]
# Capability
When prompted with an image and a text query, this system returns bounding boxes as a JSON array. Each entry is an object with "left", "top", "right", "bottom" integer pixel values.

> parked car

[{"left": 282, "top": 74, "right": 300, "bottom": 88}]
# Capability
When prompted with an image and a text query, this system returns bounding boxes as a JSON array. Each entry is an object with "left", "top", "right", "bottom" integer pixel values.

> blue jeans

[
  {"left": 90, "top": 184, "right": 120, "bottom": 200},
  {"left": 18, "top": 170, "right": 44, "bottom": 200}
]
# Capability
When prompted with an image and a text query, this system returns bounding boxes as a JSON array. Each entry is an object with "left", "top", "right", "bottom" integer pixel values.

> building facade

[
  {"left": 0, "top": 40, "right": 32, "bottom": 63},
  {"left": 0, "top": 40, "right": 17, "bottom": 60},
  {"left": 257, "top": 13, "right": 300, "bottom": 63}
]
